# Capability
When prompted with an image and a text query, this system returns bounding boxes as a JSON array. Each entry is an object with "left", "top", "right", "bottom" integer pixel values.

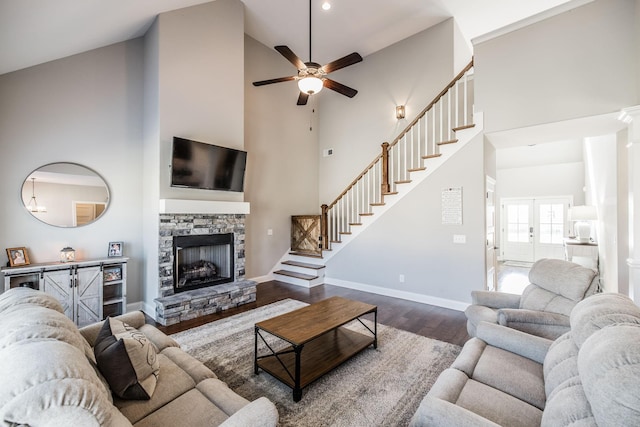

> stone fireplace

[{"left": 154, "top": 212, "right": 256, "bottom": 325}]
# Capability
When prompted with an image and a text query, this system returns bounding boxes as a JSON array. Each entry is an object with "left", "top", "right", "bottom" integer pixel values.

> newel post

[
  {"left": 320, "top": 204, "right": 329, "bottom": 250},
  {"left": 381, "top": 142, "right": 390, "bottom": 194}
]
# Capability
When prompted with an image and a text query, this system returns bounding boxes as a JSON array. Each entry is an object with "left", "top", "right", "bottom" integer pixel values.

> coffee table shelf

[{"left": 254, "top": 296, "right": 377, "bottom": 401}]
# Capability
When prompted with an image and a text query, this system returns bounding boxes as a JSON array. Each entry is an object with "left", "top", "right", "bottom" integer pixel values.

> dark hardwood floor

[{"left": 153, "top": 280, "right": 470, "bottom": 346}]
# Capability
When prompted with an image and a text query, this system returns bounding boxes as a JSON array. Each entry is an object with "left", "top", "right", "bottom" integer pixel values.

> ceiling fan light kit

[{"left": 252, "top": 0, "right": 362, "bottom": 105}]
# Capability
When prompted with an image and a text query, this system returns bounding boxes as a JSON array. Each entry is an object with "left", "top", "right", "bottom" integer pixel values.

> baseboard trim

[
  {"left": 249, "top": 274, "right": 274, "bottom": 283},
  {"left": 127, "top": 301, "right": 157, "bottom": 320},
  {"left": 325, "top": 276, "right": 469, "bottom": 312}
]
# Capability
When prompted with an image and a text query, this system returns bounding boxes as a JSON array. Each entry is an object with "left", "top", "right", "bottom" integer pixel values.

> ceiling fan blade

[
  {"left": 252, "top": 76, "right": 296, "bottom": 86},
  {"left": 321, "top": 52, "right": 363, "bottom": 74},
  {"left": 297, "top": 92, "right": 309, "bottom": 106},
  {"left": 323, "top": 79, "right": 358, "bottom": 98},
  {"left": 275, "top": 45, "right": 306, "bottom": 70}
]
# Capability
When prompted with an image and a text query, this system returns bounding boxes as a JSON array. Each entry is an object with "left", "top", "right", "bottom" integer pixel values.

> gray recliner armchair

[{"left": 465, "top": 258, "right": 599, "bottom": 340}]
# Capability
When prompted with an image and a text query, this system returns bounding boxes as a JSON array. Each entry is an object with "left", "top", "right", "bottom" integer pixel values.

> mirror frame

[{"left": 21, "top": 162, "right": 110, "bottom": 228}]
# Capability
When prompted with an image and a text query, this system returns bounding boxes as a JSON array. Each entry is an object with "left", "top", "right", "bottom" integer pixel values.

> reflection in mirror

[{"left": 22, "top": 163, "right": 110, "bottom": 228}]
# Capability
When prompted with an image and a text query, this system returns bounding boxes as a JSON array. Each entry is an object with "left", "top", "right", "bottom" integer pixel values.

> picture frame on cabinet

[
  {"left": 108, "top": 242, "right": 123, "bottom": 257},
  {"left": 6, "top": 247, "right": 30, "bottom": 267}
]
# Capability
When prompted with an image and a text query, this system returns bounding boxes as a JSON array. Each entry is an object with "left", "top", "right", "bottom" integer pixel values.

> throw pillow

[{"left": 94, "top": 317, "right": 159, "bottom": 400}]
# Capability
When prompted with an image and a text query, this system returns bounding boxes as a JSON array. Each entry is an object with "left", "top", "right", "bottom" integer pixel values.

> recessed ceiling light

[{"left": 322, "top": 2, "right": 331, "bottom": 10}]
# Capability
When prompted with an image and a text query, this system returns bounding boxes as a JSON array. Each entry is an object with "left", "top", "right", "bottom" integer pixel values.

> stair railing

[{"left": 320, "top": 60, "right": 474, "bottom": 249}]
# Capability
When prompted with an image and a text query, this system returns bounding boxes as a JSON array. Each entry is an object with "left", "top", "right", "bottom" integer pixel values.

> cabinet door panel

[
  {"left": 41, "top": 270, "right": 73, "bottom": 320},
  {"left": 76, "top": 266, "right": 103, "bottom": 327}
]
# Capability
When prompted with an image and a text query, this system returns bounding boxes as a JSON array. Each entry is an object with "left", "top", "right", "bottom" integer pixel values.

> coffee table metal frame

[{"left": 254, "top": 296, "right": 377, "bottom": 402}]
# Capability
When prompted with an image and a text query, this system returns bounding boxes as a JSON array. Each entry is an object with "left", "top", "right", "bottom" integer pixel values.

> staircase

[{"left": 272, "top": 60, "right": 482, "bottom": 287}]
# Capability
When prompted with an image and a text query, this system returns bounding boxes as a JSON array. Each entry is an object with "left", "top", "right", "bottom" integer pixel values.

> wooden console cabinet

[{"left": 2, "top": 257, "right": 128, "bottom": 327}]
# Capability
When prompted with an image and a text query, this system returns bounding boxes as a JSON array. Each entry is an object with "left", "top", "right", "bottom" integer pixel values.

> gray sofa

[
  {"left": 466, "top": 258, "right": 599, "bottom": 340},
  {"left": 410, "top": 292, "right": 640, "bottom": 426},
  {"left": 0, "top": 287, "right": 278, "bottom": 427}
]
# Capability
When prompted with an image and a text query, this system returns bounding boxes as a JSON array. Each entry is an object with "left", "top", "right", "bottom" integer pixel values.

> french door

[{"left": 501, "top": 197, "right": 572, "bottom": 262}]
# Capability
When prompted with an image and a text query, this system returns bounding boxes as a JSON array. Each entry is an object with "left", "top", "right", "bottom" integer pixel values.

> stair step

[
  {"left": 281, "top": 260, "right": 325, "bottom": 270},
  {"left": 395, "top": 180, "right": 412, "bottom": 184},
  {"left": 349, "top": 222, "right": 363, "bottom": 226},
  {"left": 437, "top": 139, "right": 459, "bottom": 146},
  {"left": 359, "top": 213, "right": 374, "bottom": 216},
  {"left": 289, "top": 251, "right": 323, "bottom": 259},
  {"left": 408, "top": 167, "right": 426, "bottom": 172},
  {"left": 330, "top": 240, "right": 342, "bottom": 244},
  {"left": 452, "top": 124, "right": 475, "bottom": 132},
  {"left": 422, "top": 153, "right": 442, "bottom": 159},
  {"left": 383, "top": 191, "right": 399, "bottom": 196},
  {"left": 274, "top": 270, "right": 318, "bottom": 280},
  {"left": 340, "top": 232, "right": 352, "bottom": 235},
  {"left": 370, "top": 202, "right": 386, "bottom": 207}
]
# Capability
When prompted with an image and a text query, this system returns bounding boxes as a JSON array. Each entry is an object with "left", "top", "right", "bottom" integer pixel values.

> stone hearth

[{"left": 154, "top": 213, "right": 256, "bottom": 325}]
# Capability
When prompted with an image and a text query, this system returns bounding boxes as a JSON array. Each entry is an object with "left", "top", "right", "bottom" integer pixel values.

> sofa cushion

[
  {"left": 0, "top": 286, "right": 64, "bottom": 315},
  {"left": 570, "top": 293, "right": 640, "bottom": 348},
  {"left": 115, "top": 353, "right": 196, "bottom": 424},
  {"left": 0, "top": 304, "right": 96, "bottom": 361},
  {"left": 133, "top": 388, "right": 229, "bottom": 427},
  {"left": 94, "top": 318, "right": 160, "bottom": 400},
  {"left": 541, "top": 376, "right": 596, "bottom": 427},
  {"left": 527, "top": 258, "right": 597, "bottom": 301},
  {"left": 0, "top": 339, "right": 127, "bottom": 426},
  {"left": 161, "top": 346, "right": 217, "bottom": 384},
  {"left": 519, "top": 285, "right": 576, "bottom": 316},
  {"left": 579, "top": 324, "right": 640, "bottom": 426},
  {"left": 543, "top": 332, "right": 579, "bottom": 397}
]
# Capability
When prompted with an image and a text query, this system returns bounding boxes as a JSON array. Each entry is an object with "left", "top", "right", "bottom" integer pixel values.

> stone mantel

[{"left": 159, "top": 199, "right": 250, "bottom": 215}]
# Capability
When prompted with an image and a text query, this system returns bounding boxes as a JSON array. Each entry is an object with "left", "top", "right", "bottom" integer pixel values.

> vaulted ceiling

[{"left": 0, "top": 0, "right": 572, "bottom": 76}]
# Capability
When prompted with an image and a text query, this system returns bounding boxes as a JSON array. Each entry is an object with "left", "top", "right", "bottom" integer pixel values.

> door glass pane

[
  {"left": 507, "top": 204, "right": 529, "bottom": 243},
  {"left": 539, "top": 204, "right": 564, "bottom": 244}
]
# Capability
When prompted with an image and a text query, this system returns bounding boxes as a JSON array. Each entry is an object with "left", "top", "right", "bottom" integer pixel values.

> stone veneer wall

[
  {"left": 158, "top": 214, "right": 246, "bottom": 298},
  {"left": 154, "top": 214, "right": 255, "bottom": 326}
]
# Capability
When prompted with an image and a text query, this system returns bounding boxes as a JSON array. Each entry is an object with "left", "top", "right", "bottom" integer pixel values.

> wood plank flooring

[{"left": 154, "top": 280, "right": 470, "bottom": 347}]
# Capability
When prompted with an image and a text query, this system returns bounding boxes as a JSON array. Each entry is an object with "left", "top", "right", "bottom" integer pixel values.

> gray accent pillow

[{"left": 94, "top": 317, "right": 159, "bottom": 400}]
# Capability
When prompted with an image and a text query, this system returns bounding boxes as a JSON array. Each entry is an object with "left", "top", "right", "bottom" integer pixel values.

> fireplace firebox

[{"left": 173, "top": 233, "right": 234, "bottom": 293}]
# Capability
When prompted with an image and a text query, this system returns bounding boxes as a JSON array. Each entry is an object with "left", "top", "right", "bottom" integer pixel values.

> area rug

[{"left": 170, "top": 299, "right": 461, "bottom": 427}]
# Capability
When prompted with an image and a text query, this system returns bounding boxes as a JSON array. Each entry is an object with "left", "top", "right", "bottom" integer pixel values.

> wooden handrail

[{"left": 388, "top": 59, "right": 473, "bottom": 150}]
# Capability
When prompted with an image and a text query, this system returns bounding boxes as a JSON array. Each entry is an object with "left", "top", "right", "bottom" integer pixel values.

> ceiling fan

[{"left": 252, "top": 0, "right": 363, "bottom": 106}]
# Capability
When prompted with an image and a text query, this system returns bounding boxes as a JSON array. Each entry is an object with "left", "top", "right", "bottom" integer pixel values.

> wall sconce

[
  {"left": 396, "top": 105, "right": 406, "bottom": 120},
  {"left": 60, "top": 247, "right": 76, "bottom": 263}
]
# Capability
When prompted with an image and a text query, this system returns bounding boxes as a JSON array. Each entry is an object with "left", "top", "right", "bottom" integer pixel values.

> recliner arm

[
  {"left": 219, "top": 397, "right": 279, "bottom": 427},
  {"left": 475, "top": 321, "right": 552, "bottom": 364},
  {"left": 471, "top": 290, "right": 520, "bottom": 309},
  {"left": 497, "top": 308, "right": 570, "bottom": 327}
]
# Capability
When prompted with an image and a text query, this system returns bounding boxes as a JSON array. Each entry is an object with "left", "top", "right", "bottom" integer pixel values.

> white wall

[
  {"left": 584, "top": 134, "right": 620, "bottom": 292},
  {"left": 326, "top": 136, "right": 486, "bottom": 306},
  {"left": 0, "top": 40, "right": 145, "bottom": 302},
  {"left": 475, "top": 0, "right": 638, "bottom": 134},
  {"left": 244, "top": 36, "right": 319, "bottom": 278},
  {"left": 157, "top": 0, "right": 245, "bottom": 202},
  {"left": 317, "top": 18, "right": 472, "bottom": 203}
]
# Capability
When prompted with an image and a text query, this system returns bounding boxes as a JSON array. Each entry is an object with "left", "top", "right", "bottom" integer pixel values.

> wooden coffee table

[{"left": 254, "top": 296, "right": 377, "bottom": 401}]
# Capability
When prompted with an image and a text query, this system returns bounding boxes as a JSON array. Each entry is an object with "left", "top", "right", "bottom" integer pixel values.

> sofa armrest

[
  {"left": 218, "top": 397, "right": 278, "bottom": 427},
  {"left": 410, "top": 397, "right": 501, "bottom": 427},
  {"left": 498, "top": 308, "right": 570, "bottom": 327},
  {"left": 476, "top": 321, "right": 552, "bottom": 364},
  {"left": 471, "top": 291, "right": 520, "bottom": 309},
  {"left": 79, "top": 311, "right": 146, "bottom": 347}
]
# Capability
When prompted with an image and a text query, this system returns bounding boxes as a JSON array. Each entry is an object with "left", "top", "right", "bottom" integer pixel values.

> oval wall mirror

[{"left": 22, "top": 163, "right": 110, "bottom": 228}]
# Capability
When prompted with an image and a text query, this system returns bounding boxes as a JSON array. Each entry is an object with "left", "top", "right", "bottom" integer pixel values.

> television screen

[{"left": 171, "top": 137, "right": 247, "bottom": 192}]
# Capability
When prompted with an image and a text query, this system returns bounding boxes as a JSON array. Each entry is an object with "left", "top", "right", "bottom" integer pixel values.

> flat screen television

[{"left": 171, "top": 137, "right": 247, "bottom": 192}]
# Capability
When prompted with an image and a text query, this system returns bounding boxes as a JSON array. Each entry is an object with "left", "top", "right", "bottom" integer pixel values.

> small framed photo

[
  {"left": 108, "top": 241, "right": 123, "bottom": 258},
  {"left": 7, "top": 247, "right": 30, "bottom": 267},
  {"left": 103, "top": 266, "right": 122, "bottom": 282}
]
